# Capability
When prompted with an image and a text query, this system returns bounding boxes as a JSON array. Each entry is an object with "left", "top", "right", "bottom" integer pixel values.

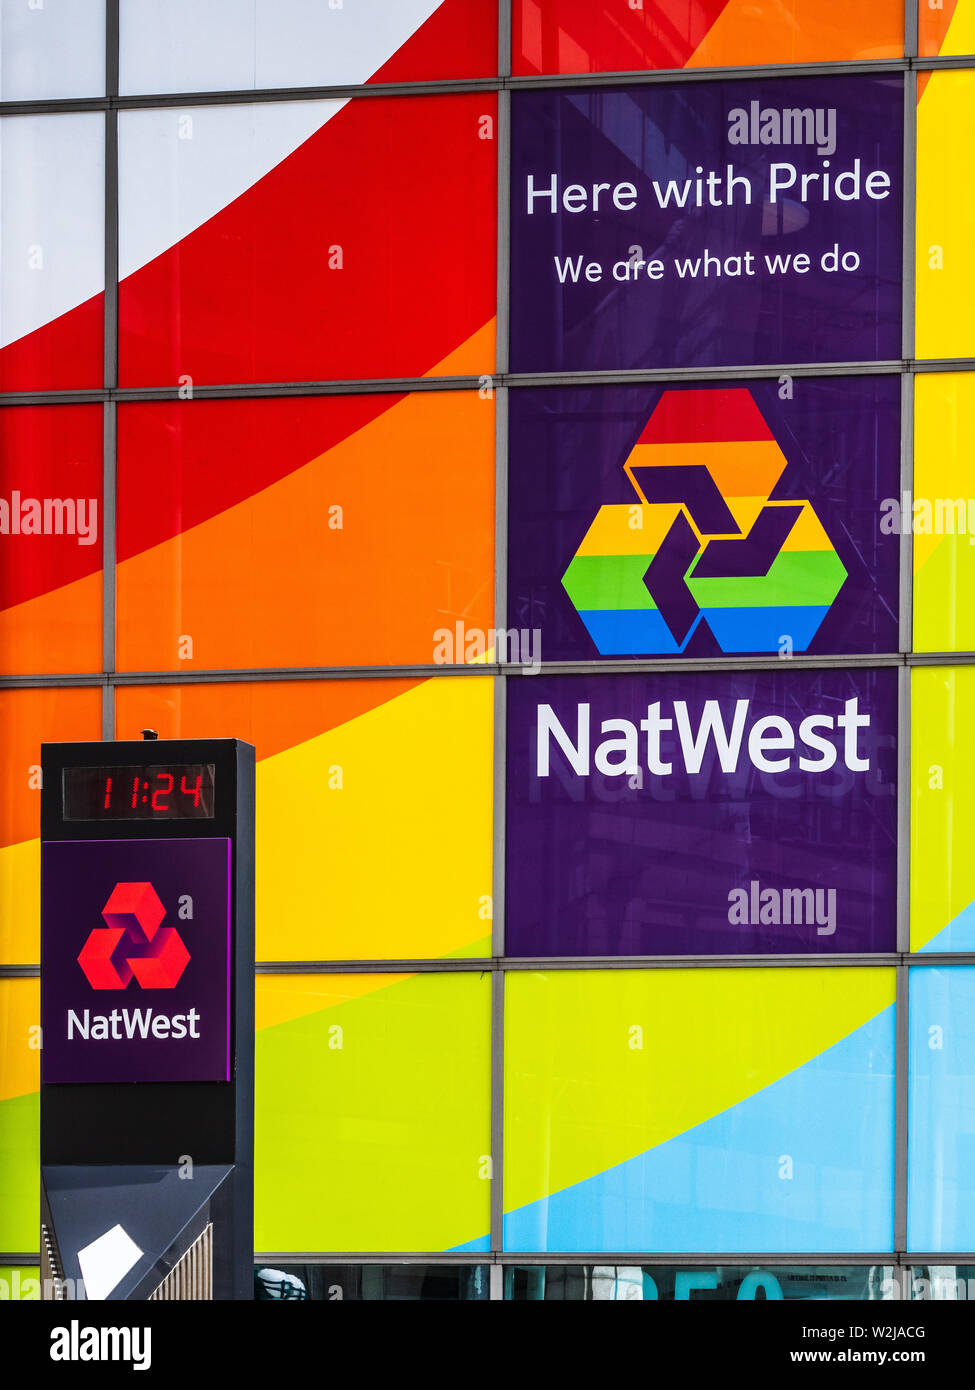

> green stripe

[
  {"left": 562, "top": 553, "right": 657, "bottom": 611},
  {"left": 688, "top": 550, "right": 846, "bottom": 609}
]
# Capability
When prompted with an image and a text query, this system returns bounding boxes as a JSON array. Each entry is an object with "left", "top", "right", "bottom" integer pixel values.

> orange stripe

[
  {"left": 686, "top": 0, "right": 902, "bottom": 66},
  {"left": 0, "top": 570, "right": 101, "bottom": 677},
  {"left": 0, "top": 687, "right": 101, "bottom": 849}
]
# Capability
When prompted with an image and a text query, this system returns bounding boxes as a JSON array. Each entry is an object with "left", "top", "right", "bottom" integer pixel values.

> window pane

[
  {"left": 115, "top": 393, "right": 494, "bottom": 671},
  {"left": 504, "top": 1264, "right": 898, "bottom": 1300},
  {"left": 916, "top": 71, "right": 975, "bottom": 358},
  {"left": 0, "top": 0, "right": 104, "bottom": 100},
  {"left": 919, "top": 0, "right": 975, "bottom": 57},
  {"left": 0, "top": 406, "right": 102, "bottom": 676},
  {"left": 509, "top": 378, "right": 900, "bottom": 662},
  {"left": 115, "top": 679, "right": 494, "bottom": 962},
  {"left": 0, "top": 115, "right": 104, "bottom": 391},
  {"left": 0, "top": 687, "right": 102, "bottom": 966},
  {"left": 256, "top": 973, "right": 491, "bottom": 1253},
  {"left": 513, "top": 0, "right": 902, "bottom": 74},
  {"left": 118, "top": 97, "right": 496, "bottom": 386},
  {"left": 510, "top": 75, "right": 903, "bottom": 373},
  {"left": 120, "top": 0, "right": 496, "bottom": 93},
  {"left": 506, "top": 668, "right": 898, "bottom": 956},
  {"left": 908, "top": 967, "right": 975, "bottom": 1251},
  {"left": 254, "top": 1263, "right": 490, "bottom": 1300},
  {"left": 911, "top": 668, "right": 975, "bottom": 953},
  {"left": 504, "top": 968, "right": 895, "bottom": 1253},
  {"left": 0, "top": 978, "right": 39, "bottom": 1253},
  {"left": 913, "top": 375, "right": 975, "bottom": 654}
]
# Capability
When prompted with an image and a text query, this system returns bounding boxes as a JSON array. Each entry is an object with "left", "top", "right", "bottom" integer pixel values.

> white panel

[
  {"left": 119, "top": 0, "right": 444, "bottom": 95},
  {"left": 0, "top": 113, "right": 104, "bottom": 348},
  {"left": 78, "top": 1224, "right": 143, "bottom": 1301},
  {"left": 118, "top": 101, "right": 343, "bottom": 281},
  {"left": 0, "top": 0, "right": 105, "bottom": 100}
]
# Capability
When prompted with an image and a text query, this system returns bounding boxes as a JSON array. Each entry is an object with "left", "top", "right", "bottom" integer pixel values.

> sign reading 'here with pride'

[{"left": 510, "top": 74, "right": 903, "bottom": 371}]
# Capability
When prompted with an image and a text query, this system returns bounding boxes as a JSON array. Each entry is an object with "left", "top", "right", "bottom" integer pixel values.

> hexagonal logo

[
  {"left": 561, "top": 387, "right": 847, "bottom": 655},
  {"left": 77, "top": 881, "right": 190, "bottom": 990}
]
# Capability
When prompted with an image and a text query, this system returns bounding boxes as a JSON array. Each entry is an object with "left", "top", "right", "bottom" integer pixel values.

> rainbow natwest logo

[
  {"left": 77, "top": 881, "right": 190, "bottom": 990},
  {"left": 561, "top": 388, "right": 847, "bottom": 655}
]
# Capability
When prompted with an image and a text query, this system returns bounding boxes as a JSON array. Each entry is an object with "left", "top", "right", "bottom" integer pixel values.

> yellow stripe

[
  {"left": 0, "top": 979, "right": 39, "bottom": 1104},
  {"left": 0, "top": 839, "right": 39, "bottom": 967},
  {"left": 574, "top": 503, "right": 681, "bottom": 556},
  {"left": 256, "top": 676, "right": 493, "bottom": 961}
]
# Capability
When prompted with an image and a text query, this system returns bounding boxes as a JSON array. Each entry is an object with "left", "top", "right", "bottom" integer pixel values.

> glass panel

[
  {"left": 115, "top": 679, "right": 494, "bottom": 962},
  {"left": 0, "top": 405, "right": 102, "bottom": 676},
  {"left": 0, "top": 978, "right": 39, "bottom": 1254},
  {"left": 504, "top": 968, "right": 896, "bottom": 1253},
  {"left": 513, "top": 0, "right": 902, "bottom": 75},
  {"left": 509, "top": 378, "right": 899, "bottom": 662},
  {"left": 506, "top": 668, "right": 898, "bottom": 956},
  {"left": 911, "top": 668, "right": 975, "bottom": 953},
  {"left": 0, "top": 0, "right": 104, "bottom": 100},
  {"left": 119, "top": 0, "right": 497, "bottom": 93},
  {"left": 0, "top": 115, "right": 104, "bottom": 391},
  {"left": 118, "top": 97, "right": 496, "bottom": 386},
  {"left": 505, "top": 1264, "right": 899, "bottom": 1300},
  {"left": 919, "top": 0, "right": 975, "bottom": 57},
  {"left": 255, "top": 973, "right": 491, "bottom": 1253},
  {"left": 115, "top": 393, "right": 494, "bottom": 671},
  {"left": 913, "top": 375, "right": 975, "bottom": 653},
  {"left": 510, "top": 75, "right": 903, "bottom": 373},
  {"left": 916, "top": 71, "right": 975, "bottom": 359},
  {"left": 253, "top": 1263, "right": 490, "bottom": 1300},
  {"left": 0, "top": 687, "right": 102, "bottom": 966},
  {"left": 908, "top": 966, "right": 975, "bottom": 1252}
]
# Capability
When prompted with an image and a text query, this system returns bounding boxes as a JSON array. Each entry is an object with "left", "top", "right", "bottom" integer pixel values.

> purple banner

[
  {"left": 41, "top": 837, "right": 231, "bottom": 1084},
  {"left": 508, "top": 377, "right": 900, "bottom": 661},
  {"left": 505, "top": 669, "right": 898, "bottom": 956},
  {"left": 510, "top": 75, "right": 903, "bottom": 371}
]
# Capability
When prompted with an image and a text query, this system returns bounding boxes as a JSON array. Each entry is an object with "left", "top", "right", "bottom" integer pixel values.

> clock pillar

[{"left": 38, "top": 737, "right": 255, "bottom": 1300}]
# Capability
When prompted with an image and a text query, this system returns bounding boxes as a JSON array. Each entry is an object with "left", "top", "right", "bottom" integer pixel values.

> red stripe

[
  {"left": 368, "top": 0, "right": 497, "bottom": 82},
  {"left": 0, "top": 293, "right": 102, "bottom": 393},
  {"left": 513, "top": 0, "right": 731, "bottom": 76},
  {"left": 0, "top": 405, "right": 102, "bottom": 609}
]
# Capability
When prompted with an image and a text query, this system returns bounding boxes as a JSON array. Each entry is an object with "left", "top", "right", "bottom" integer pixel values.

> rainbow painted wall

[{"left": 3, "top": 1, "right": 975, "bottom": 1291}]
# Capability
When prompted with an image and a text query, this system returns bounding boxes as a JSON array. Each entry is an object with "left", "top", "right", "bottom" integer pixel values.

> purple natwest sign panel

[
  {"left": 42, "top": 837, "right": 231, "bottom": 1084},
  {"left": 508, "top": 377, "right": 900, "bottom": 661},
  {"left": 510, "top": 75, "right": 903, "bottom": 371},
  {"left": 506, "top": 670, "right": 897, "bottom": 956}
]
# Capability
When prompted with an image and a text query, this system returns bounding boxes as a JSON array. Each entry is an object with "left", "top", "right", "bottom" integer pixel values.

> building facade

[{"left": 2, "top": 0, "right": 975, "bottom": 1301}]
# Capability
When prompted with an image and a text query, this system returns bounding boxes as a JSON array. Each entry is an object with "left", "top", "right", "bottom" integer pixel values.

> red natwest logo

[{"left": 77, "top": 882, "right": 189, "bottom": 990}]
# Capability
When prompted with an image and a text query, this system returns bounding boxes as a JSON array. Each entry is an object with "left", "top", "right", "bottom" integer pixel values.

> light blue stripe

[{"left": 908, "top": 967, "right": 975, "bottom": 1251}]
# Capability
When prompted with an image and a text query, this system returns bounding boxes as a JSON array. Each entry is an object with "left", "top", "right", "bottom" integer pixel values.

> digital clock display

[{"left": 62, "top": 764, "right": 216, "bottom": 820}]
